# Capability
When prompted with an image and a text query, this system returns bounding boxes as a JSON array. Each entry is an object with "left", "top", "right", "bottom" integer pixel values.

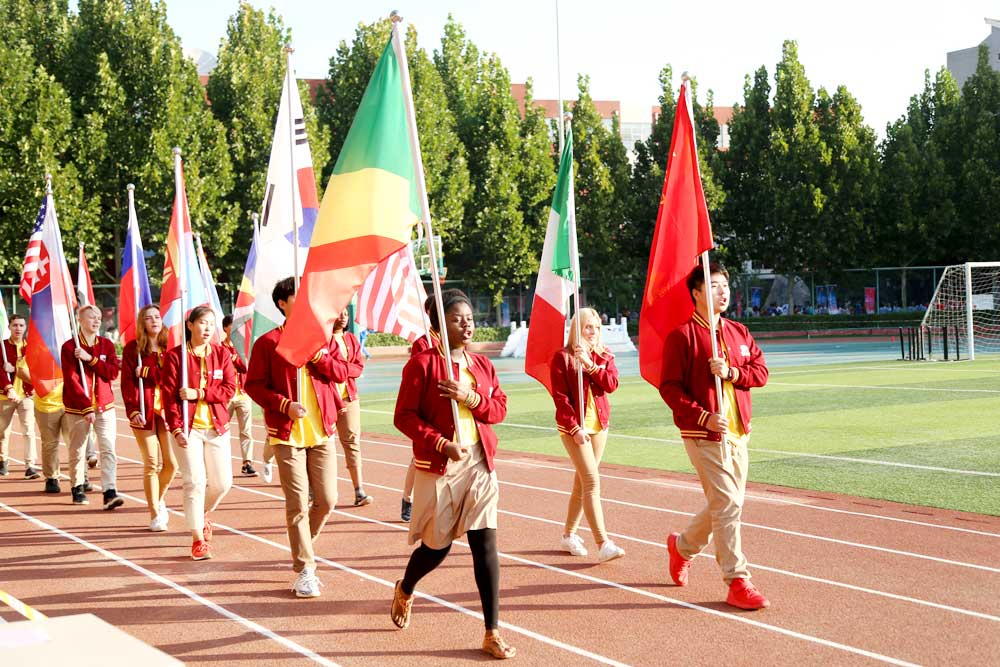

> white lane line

[
  {"left": 358, "top": 408, "right": 1000, "bottom": 477},
  {"left": 768, "top": 381, "right": 1000, "bottom": 394},
  {"left": 0, "top": 500, "right": 341, "bottom": 667}
]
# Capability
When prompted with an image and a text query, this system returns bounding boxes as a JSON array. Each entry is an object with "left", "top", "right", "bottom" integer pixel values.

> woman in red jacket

[
  {"left": 390, "top": 289, "right": 515, "bottom": 660},
  {"left": 162, "top": 306, "right": 236, "bottom": 560},
  {"left": 550, "top": 307, "right": 625, "bottom": 562},
  {"left": 122, "top": 304, "right": 176, "bottom": 532}
]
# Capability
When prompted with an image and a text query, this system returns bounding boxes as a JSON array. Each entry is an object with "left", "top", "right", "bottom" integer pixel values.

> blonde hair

[
  {"left": 566, "top": 308, "right": 605, "bottom": 357},
  {"left": 77, "top": 304, "right": 101, "bottom": 319},
  {"left": 136, "top": 304, "right": 167, "bottom": 355}
]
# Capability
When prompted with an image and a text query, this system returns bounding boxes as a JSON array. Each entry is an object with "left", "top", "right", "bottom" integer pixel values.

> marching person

[
  {"left": 245, "top": 277, "right": 346, "bottom": 598},
  {"left": 550, "top": 307, "right": 625, "bottom": 562},
  {"left": 660, "top": 263, "right": 771, "bottom": 610},
  {"left": 400, "top": 295, "right": 439, "bottom": 522},
  {"left": 390, "top": 289, "right": 515, "bottom": 660},
  {"left": 162, "top": 306, "right": 236, "bottom": 560},
  {"left": 62, "top": 304, "right": 122, "bottom": 509},
  {"left": 222, "top": 314, "right": 256, "bottom": 477},
  {"left": 122, "top": 304, "right": 176, "bottom": 531},
  {"left": 330, "top": 308, "right": 372, "bottom": 506},
  {"left": 0, "top": 314, "right": 39, "bottom": 479}
]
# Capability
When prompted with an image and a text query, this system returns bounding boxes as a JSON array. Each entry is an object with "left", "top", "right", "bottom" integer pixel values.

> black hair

[
  {"left": 272, "top": 276, "right": 296, "bottom": 312},
  {"left": 185, "top": 305, "right": 215, "bottom": 342},
  {"left": 423, "top": 293, "right": 435, "bottom": 315},
  {"left": 428, "top": 289, "right": 472, "bottom": 332},
  {"left": 687, "top": 262, "right": 729, "bottom": 303},
  {"left": 222, "top": 314, "right": 234, "bottom": 328},
  {"left": 9, "top": 314, "right": 25, "bottom": 324}
]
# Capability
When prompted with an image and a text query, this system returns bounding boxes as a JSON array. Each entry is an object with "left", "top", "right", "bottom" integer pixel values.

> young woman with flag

[
  {"left": 550, "top": 307, "right": 625, "bottom": 562},
  {"left": 161, "top": 306, "right": 236, "bottom": 560},
  {"left": 121, "top": 304, "right": 176, "bottom": 532},
  {"left": 390, "top": 289, "right": 515, "bottom": 660},
  {"left": 330, "top": 308, "right": 372, "bottom": 507}
]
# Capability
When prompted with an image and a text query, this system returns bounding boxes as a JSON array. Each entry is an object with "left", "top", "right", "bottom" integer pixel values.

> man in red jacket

[
  {"left": 245, "top": 277, "right": 349, "bottom": 599},
  {"left": 0, "top": 314, "right": 39, "bottom": 479},
  {"left": 62, "top": 305, "right": 122, "bottom": 509},
  {"left": 222, "top": 314, "right": 256, "bottom": 477},
  {"left": 659, "top": 263, "right": 770, "bottom": 610}
]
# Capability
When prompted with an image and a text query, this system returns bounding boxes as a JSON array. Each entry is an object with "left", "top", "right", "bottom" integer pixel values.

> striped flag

[
  {"left": 18, "top": 200, "right": 47, "bottom": 304},
  {"left": 118, "top": 187, "right": 153, "bottom": 345},
  {"left": 356, "top": 244, "right": 428, "bottom": 344},
  {"left": 230, "top": 217, "right": 259, "bottom": 362},
  {"left": 525, "top": 126, "right": 577, "bottom": 395},
  {"left": 77, "top": 243, "right": 95, "bottom": 307},
  {"left": 194, "top": 234, "right": 224, "bottom": 343},
  {"left": 277, "top": 29, "right": 420, "bottom": 365}
]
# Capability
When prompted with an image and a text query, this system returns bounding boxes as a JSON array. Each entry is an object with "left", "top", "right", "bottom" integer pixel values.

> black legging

[{"left": 400, "top": 528, "right": 500, "bottom": 630}]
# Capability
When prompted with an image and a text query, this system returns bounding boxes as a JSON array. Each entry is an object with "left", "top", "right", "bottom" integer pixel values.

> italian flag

[
  {"left": 277, "top": 29, "right": 421, "bottom": 366},
  {"left": 525, "top": 127, "right": 576, "bottom": 395}
]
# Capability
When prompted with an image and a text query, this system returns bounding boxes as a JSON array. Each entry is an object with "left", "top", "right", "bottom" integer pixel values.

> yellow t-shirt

[
  {"left": 453, "top": 354, "right": 479, "bottom": 446},
  {"left": 274, "top": 367, "right": 326, "bottom": 448},
  {"left": 33, "top": 382, "right": 64, "bottom": 414},
  {"left": 333, "top": 332, "right": 349, "bottom": 400},
  {"left": 191, "top": 348, "right": 213, "bottom": 431},
  {"left": 2, "top": 341, "right": 26, "bottom": 401},
  {"left": 584, "top": 389, "right": 601, "bottom": 435},
  {"left": 719, "top": 338, "right": 746, "bottom": 440}
]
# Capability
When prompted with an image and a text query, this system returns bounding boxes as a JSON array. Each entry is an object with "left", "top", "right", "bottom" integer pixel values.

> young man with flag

[
  {"left": 330, "top": 308, "right": 371, "bottom": 506},
  {"left": 62, "top": 304, "right": 123, "bottom": 508},
  {"left": 222, "top": 314, "right": 255, "bottom": 477},
  {"left": 245, "top": 277, "right": 348, "bottom": 597},
  {"left": 0, "top": 313, "right": 40, "bottom": 479},
  {"left": 660, "top": 264, "right": 770, "bottom": 610}
]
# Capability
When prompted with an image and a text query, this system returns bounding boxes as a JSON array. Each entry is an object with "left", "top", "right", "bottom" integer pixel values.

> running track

[{"left": 1, "top": 397, "right": 998, "bottom": 665}]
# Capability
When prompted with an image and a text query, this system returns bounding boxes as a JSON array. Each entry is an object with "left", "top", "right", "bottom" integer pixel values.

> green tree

[{"left": 517, "top": 79, "right": 557, "bottom": 262}]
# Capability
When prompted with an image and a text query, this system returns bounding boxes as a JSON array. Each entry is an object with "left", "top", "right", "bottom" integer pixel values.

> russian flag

[
  {"left": 25, "top": 194, "right": 74, "bottom": 397},
  {"left": 118, "top": 185, "right": 152, "bottom": 345}
]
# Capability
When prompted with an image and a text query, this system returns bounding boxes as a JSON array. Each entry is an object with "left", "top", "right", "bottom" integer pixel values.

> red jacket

[
  {"left": 332, "top": 331, "right": 364, "bottom": 402},
  {"left": 120, "top": 340, "right": 165, "bottom": 429},
  {"left": 1, "top": 340, "right": 33, "bottom": 397},
  {"left": 161, "top": 343, "right": 236, "bottom": 436},
  {"left": 550, "top": 347, "right": 619, "bottom": 436},
  {"left": 394, "top": 346, "right": 507, "bottom": 476},
  {"left": 658, "top": 313, "right": 768, "bottom": 442},
  {"left": 61, "top": 336, "right": 119, "bottom": 415},
  {"left": 409, "top": 329, "right": 440, "bottom": 356},
  {"left": 222, "top": 338, "right": 248, "bottom": 393},
  {"left": 245, "top": 326, "right": 348, "bottom": 442}
]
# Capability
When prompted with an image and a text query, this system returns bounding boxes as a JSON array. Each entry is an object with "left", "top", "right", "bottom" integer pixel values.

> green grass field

[{"left": 356, "top": 350, "right": 1000, "bottom": 516}]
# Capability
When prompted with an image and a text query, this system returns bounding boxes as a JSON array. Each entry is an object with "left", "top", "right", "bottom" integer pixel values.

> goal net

[{"left": 922, "top": 262, "right": 1000, "bottom": 359}]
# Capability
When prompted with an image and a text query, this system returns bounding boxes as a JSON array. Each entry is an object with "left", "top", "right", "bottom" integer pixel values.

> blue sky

[{"left": 163, "top": 1, "right": 996, "bottom": 134}]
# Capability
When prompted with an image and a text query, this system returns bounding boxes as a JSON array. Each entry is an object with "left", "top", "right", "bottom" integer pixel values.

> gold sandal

[
  {"left": 390, "top": 579, "right": 413, "bottom": 629},
  {"left": 482, "top": 632, "right": 516, "bottom": 659}
]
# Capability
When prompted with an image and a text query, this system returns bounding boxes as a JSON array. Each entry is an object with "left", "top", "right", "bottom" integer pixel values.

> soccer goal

[{"left": 922, "top": 262, "right": 1000, "bottom": 360}]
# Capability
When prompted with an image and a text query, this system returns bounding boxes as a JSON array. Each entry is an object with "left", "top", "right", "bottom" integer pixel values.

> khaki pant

[
  {"left": 170, "top": 428, "right": 233, "bottom": 534},
  {"left": 336, "top": 399, "right": 362, "bottom": 472},
  {"left": 273, "top": 439, "right": 338, "bottom": 572},
  {"left": 36, "top": 409, "right": 68, "bottom": 480},
  {"left": 66, "top": 410, "right": 117, "bottom": 489},
  {"left": 676, "top": 437, "right": 751, "bottom": 583},
  {"left": 0, "top": 397, "right": 36, "bottom": 467},
  {"left": 227, "top": 393, "right": 253, "bottom": 461},
  {"left": 560, "top": 430, "right": 609, "bottom": 545},
  {"left": 132, "top": 419, "right": 177, "bottom": 518}
]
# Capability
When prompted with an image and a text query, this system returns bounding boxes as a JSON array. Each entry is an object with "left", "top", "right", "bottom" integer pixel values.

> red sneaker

[
  {"left": 667, "top": 533, "right": 692, "bottom": 586},
  {"left": 203, "top": 517, "right": 213, "bottom": 542},
  {"left": 726, "top": 578, "right": 770, "bottom": 610},
  {"left": 191, "top": 540, "right": 212, "bottom": 561}
]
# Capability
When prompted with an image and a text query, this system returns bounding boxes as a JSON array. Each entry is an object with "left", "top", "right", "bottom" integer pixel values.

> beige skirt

[{"left": 408, "top": 441, "right": 499, "bottom": 549}]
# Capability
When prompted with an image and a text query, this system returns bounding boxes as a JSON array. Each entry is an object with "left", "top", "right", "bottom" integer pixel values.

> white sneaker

[
  {"left": 560, "top": 533, "right": 588, "bottom": 557},
  {"left": 597, "top": 540, "right": 625, "bottom": 563},
  {"left": 149, "top": 514, "right": 167, "bottom": 532},
  {"left": 263, "top": 462, "right": 273, "bottom": 484},
  {"left": 293, "top": 568, "right": 322, "bottom": 598}
]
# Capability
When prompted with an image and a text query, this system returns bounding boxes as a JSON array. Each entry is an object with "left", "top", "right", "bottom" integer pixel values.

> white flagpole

[
  {"left": 47, "top": 175, "right": 88, "bottom": 398},
  {"left": 285, "top": 45, "right": 304, "bottom": 403},
  {"left": 555, "top": 0, "right": 565, "bottom": 154},
  {"left": 564, "top": 118, "right": 586, "bottom": 429},
  {"left": 127, "top": 184, "right": 145, "bottom": 423},
  {"left": 173, "top": 148, "right": 189, "bottom": 437},
  {"left": 391, "top": 11, "right": 462, "bottom": 443}
]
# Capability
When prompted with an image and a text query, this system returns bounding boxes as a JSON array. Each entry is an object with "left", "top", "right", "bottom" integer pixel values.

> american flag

[
  {"left": 19, "top": 198, "right": 47, "bottom": 304},
  {"left": 355, "top": 245, "right": 429, "bottom": 344}
]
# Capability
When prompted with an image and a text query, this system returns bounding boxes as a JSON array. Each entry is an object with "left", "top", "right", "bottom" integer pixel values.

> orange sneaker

[
  {"left": 191, "top": 540, "right": 212, "bottom": 561},
  {"left": 726, "top": 578, "right": 770, "bottom": 610},
  {"left": 203, "top": 517, "right": 213, "bottom": 542},
  {"left": 667, "top": 533, "right": 692, "bottom": 586}
]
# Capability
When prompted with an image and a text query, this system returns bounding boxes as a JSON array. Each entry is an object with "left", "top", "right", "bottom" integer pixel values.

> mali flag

[{"left": 277, "top": 30, "right": 420, "bottom": 366}]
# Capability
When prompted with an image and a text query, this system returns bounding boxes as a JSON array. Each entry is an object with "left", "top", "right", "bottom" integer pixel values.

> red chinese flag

[{"left": 638, "top": 80, "right": 715, "bottom": 388}]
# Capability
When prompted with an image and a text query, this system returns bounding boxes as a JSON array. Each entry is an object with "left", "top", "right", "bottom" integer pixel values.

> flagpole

[
  {"left": 48, "top": 175, "right": 88, "bottom": 398},
  {"left": 555, "top": 0, "right": 565, "bottom": 153},
  {"left": 127, "top": 184, "right": 146, "bottom": 423},
  {"left": 284, "top": 45, "right": 304, "bottom": 403},
  {"left": 391, "top": 11, "right": 463, "bottom": 443},
  {"left": 173, "top": 148, "right": 189, "bottom": 437},
  {"left": 563, "top": 116, "right": 586, "bottom": 427}
]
